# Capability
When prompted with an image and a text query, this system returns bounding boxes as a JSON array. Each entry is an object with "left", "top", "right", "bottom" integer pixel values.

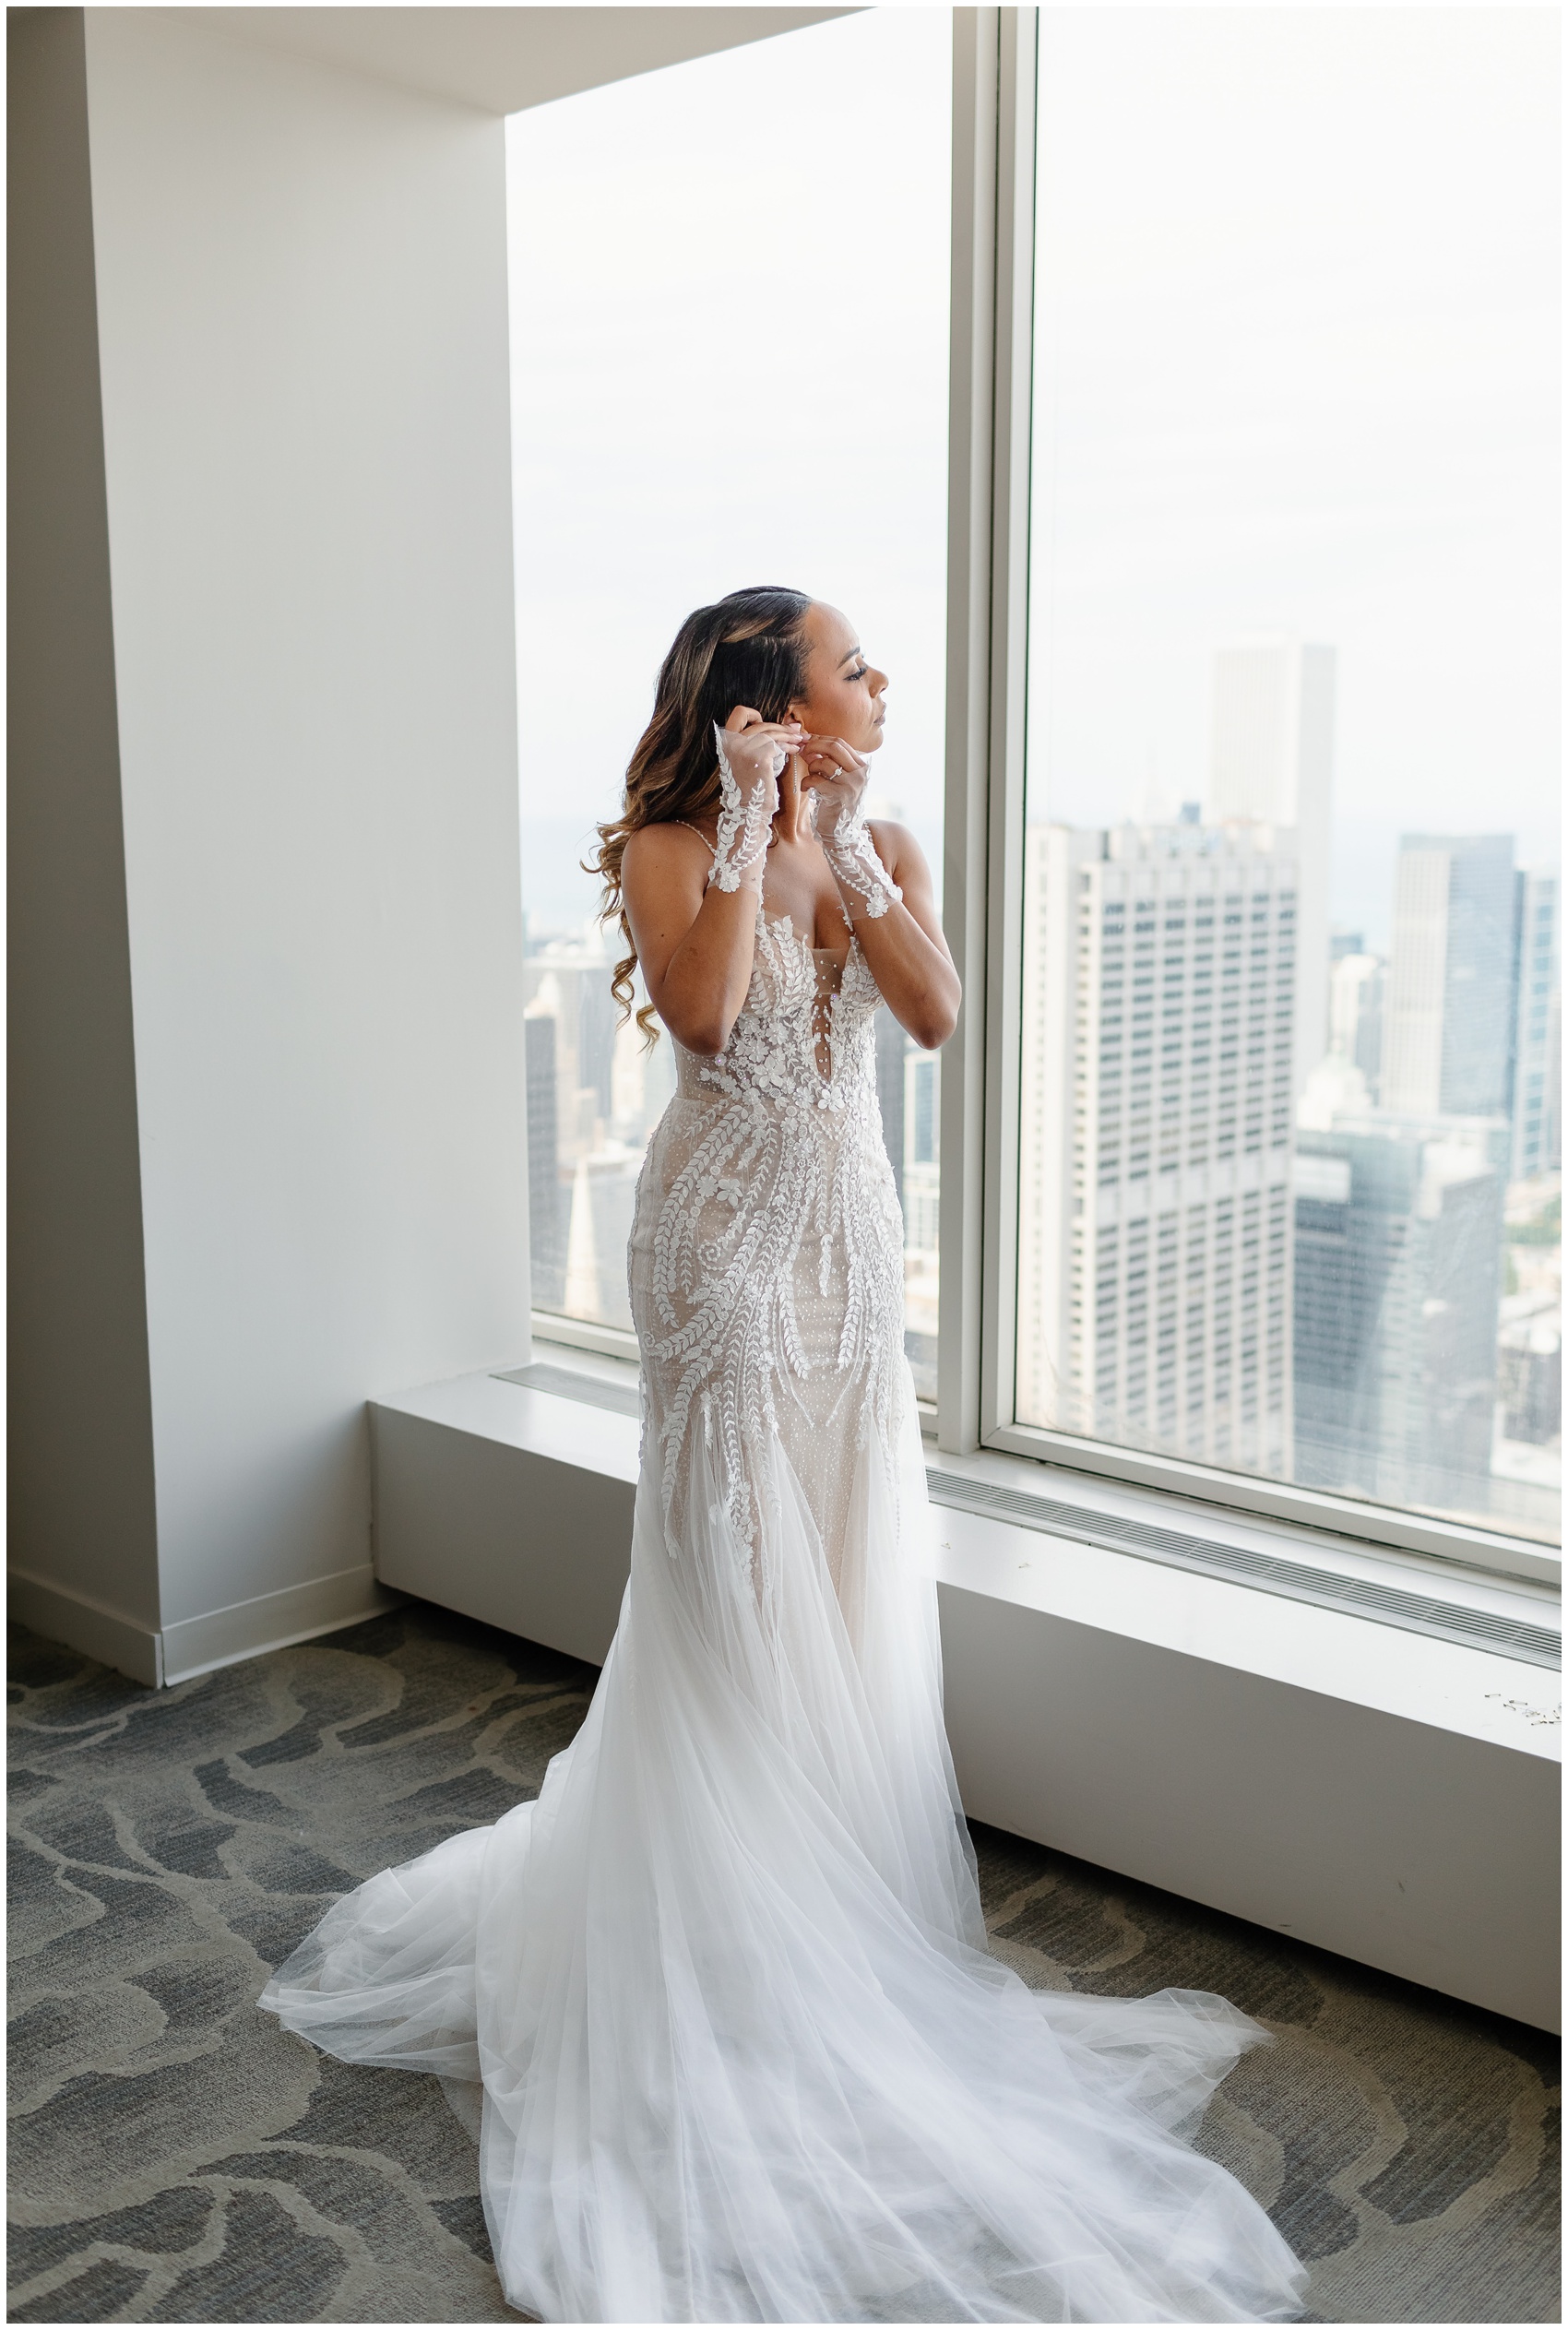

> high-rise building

[
  {"left": 524, "top": 1007, "right": 564, "bottom": 1309},
  {"left": 1293, "top": 1109, "right": 1507, "bottom": 1519},
  {"left": 867, "top": 1015, "right": 941, "bottom": 1395},
  {"left": 1018, "top": 820, "right": 1298, "bottom": 1475},
  {"left": 902, "top": 1047, "right": 940, "bottom": 1254},
  {"left": 874, "top": 1007, "right": 907, "bottom": 1211},
  {"left": 611, "top": 1012, "right": 675, "bottom": 1151},
  {"left": 1327, "top": 951, "right": 1384, "bottom": 1099},
  {"left": 1510, "top": 870, "right": 1561, "bottom": 1180},
  {"left": 525, "top": 934, "right": 669, "bottom": 1325},
  {"left": 1208, "top": 639, "right": 1335, "bottom": 1096},
  {"left": 900, "top": 1045, "right": 940, "bottom": 1393},
  {"left": 525, "top": 939, "right": 619, "bottom": 1164},
  {"left": 1497, "top": 1302, "right": 1562, "bottom": 1448},
  {"left": 1381, "top": 834, "right": 1516, "bottom": 1119},
  {"left": 562, "top": 1146, "right": 641, "bottom": 1331}
]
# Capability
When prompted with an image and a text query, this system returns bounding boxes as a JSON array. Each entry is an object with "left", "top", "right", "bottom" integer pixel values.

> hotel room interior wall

[
  {"left": 7, "top": 9, "right": 162, "bottom": 1672},
  {"left": 79, "top": 9, "right": 530, "bottom": 1639}
]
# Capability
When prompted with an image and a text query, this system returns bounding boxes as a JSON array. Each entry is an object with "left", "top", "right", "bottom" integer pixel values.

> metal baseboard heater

[
  {"left": 924, "top": 1469, "right": 1560, "bottom": 1673},
  {"left": 499, "top": 1363, "right": 1561, "bottom": 1672}
]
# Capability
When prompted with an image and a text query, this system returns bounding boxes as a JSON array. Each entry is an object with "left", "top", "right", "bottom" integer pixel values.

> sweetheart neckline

[{"left": 757, "top": 906, "right": 858, "bottom": 969}]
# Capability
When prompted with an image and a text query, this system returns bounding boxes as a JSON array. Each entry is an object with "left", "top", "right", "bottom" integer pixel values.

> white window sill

[
  {"left": 369, "top": 1346, "right": 1561, "bottom": 2029},
  {"left": 508, "top": 1329, "right": 1561, "bottom": 1762}
]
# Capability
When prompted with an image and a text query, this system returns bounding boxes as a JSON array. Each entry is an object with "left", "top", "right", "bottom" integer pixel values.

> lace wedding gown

[{"left": 261, "top": 901, "right": 1307, "bottom": 2324}]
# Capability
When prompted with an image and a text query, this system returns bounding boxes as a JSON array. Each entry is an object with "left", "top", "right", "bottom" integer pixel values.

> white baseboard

[
  {"left": 8, "top": 1567, "right": 164, "bottom": 1687},
  {"left": 8, "top": 1561, "right": 401, "bottom": 1690},
  {"left": 161, "top": 1565, "right": 402, "bottom": 1683}
]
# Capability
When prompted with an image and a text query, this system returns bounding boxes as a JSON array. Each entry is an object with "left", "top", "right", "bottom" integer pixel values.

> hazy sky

[
  {"left": 506, "top": 11, "right": 951, "bottom": 935},
  {"left": 508, "top": 6, "right": 1559, "bottom": 951},
  {"left": 1029, "top": 6, "right": 1560, "bottom": 948}
]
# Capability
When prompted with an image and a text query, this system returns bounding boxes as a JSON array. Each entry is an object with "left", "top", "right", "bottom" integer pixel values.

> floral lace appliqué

[{"left": 639, "top": 909, "right": 907, "bottom": 1569}]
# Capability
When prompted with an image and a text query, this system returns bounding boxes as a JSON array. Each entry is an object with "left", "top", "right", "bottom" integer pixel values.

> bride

[{"left": 262, "top": 587, "right": 1306, "bottom": 2324}]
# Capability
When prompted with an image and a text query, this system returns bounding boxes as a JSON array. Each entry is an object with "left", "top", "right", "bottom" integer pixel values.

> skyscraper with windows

[
  {"left": 1208, "top": 640, "right": 1335, "bottom": 1095},
  {"left": 524, "top": 1008, "right": 564, "bottom": 1310},
  {"left": 1381, "top": 834, "right": 1516, "bottom": 1119},
  {"left": 562, "top": 1146, "right": 640, "bottom": 1331},
  {"left": 524, "top": 941, "right": 619, "bottom": 1168},
  {"left": 1293, "top": 1109, "right": 1507, "bottom": 1518},
  {"left": 1018, "top": 820, "right": 1298, "bottom": 1475},
  {"left": 874, "top": 1007, "right": 907, "bottom": 1212},
  {"left": 1327, "top": 951, "right": 1384, "bottom": 1099},
  {"left": 524, "top": 936, "right": 665, "bottom": 1325},
  {"left": 898, "top": 1045, "right": 941, "bottom": 1392},
  {"left": 1511, "top": 870, "right": 1561, "bottom": 1180}
]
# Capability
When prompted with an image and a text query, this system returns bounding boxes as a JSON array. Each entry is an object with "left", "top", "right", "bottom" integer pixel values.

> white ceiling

[{"left": 169, "top": 6, "right": 859, "bottom": 117}]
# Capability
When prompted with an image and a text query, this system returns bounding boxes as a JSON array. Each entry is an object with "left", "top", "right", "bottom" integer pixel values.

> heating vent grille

[
  {"left": 925, "top": 1471, "right": 1562, "bottom": 1673},
  {"left": 495, "top": 1361, "right": 641, "bottom": 1419}
]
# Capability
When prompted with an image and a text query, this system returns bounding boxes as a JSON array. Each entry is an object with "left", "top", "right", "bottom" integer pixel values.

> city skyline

[
  {"left": 1018, "top": 821, "right": 1299, "bottom": 1474},
  {"left": 506, "top": 2, "right": 1557, "bottom": 1555},
  {"left": 520, "top": 602, "right": 1559, "bottom": 1543},
  {"left": 1007, "top": 719, "right": 1560, "bottom": 1538}
]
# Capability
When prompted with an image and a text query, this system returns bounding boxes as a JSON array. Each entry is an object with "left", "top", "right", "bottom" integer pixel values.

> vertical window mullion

[{"left": 939, "top": 6, "right": 1039, "bottom": 1456}]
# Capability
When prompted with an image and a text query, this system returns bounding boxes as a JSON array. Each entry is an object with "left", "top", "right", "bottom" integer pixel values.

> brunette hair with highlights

[{"left": 590, "top": 586, "right": 813, "bottom": 1042}]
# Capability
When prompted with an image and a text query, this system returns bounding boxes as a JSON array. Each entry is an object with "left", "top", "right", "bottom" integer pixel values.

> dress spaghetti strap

[{"left": 671, "top": 818, "right": 717, "bottom": 860}]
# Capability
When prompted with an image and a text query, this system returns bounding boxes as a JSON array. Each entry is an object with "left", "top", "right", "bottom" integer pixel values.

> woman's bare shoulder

[
  {"left": 865, "top": 818, "right": 926, "bottom": 877},
  {"left": 619, "top": 820, "right": 707, "bottom": 857},
  {"left": 623, "top": 820, "right": 712, "bottom": 873}
]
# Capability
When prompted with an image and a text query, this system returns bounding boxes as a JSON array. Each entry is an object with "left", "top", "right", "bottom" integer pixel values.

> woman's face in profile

[{"left": 789, "top": 602, "right": 888, "bottom": 755}]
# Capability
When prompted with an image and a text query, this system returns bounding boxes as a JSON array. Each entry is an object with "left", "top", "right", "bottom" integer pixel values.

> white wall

[
  {"left": 82, "top": 7, "right": 532, "bottom": 1644},
  {"left": 7, "top": 10, "right": 161, "bottom": 1650},
  {"left": 8, "top": 7, "right": 884, "bottom": 1688}
]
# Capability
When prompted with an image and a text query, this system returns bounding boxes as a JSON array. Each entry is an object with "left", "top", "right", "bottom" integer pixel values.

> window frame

[
  {"left": 938, "top": 6, "right": 1559, "bottom": 1592},
  {"left": 526, "top": 6, "right": 1557, "bottom": 1593}
]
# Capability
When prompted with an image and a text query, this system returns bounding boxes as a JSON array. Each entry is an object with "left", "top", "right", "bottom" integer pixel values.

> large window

[
  {"left": 1012, "top": 9, "right": 1560, "bottom": 1544},
  {"left": 506, "top": 14, "right": 951, "bottom": 1389}
]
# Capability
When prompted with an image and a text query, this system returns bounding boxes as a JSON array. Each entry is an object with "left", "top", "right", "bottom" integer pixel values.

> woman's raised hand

[
  {"left": 795, "top": 734, "right": 871, "bottom": 838},
  {"left": 797, "top": 733, "right": 902, "bottom": 923},
  {"left": 708, "top": 710, "right": 800, "bottom": 896},
  {"left": 719, "top": 707, "right": 802, "bottom": 819}
]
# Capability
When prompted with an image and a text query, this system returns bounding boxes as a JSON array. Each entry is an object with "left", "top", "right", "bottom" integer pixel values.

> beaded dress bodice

[
  {"left": 670, "top": 910, "right": 879, "bottom": 1110},
  {"left": 629, "top": 906, "right": 907, "bottom": 1594},
  {"left": 262, "top": 847, "right": 1308, "bottom": 2330}
]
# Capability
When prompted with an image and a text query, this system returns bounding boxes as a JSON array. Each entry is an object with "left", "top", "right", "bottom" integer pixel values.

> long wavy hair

[{"left": 591, "top": 586, "right": 813, "bottom": 1042}]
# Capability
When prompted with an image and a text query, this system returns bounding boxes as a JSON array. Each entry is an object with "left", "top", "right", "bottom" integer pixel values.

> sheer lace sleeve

[
  {"left": 706, "top": 725, "right": 783, "bottom": 894},
  {"left": 819, "top": 806, "right": 903, "bottom": 921}
]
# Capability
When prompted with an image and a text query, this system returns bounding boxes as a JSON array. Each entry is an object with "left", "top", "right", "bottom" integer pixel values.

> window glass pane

[
  {"left": 1020, "top": 11, "right": 1560, "bottom": 1541},
  {"left": 506, "top": 16, "right": 950, "bottom": 1391}
]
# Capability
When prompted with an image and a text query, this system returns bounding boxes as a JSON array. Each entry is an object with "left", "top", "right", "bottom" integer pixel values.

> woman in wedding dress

[{"left": 262, "top": 587, "right": 1306, "bottom": 2324}]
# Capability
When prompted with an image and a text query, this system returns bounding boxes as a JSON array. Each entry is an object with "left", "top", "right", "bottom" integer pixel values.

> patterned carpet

[{"left": 8, "top": 1604, "right": 1560, "bottom": 2324}]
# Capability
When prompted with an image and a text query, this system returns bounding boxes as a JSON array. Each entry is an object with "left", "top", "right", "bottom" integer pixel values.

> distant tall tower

[
  {"left": 1327, "top": 952, "right": 1384, "bottom": 1099},
  {"left": 874, "top": 1008, "right": 907, "bottom": 1211},
  {"left": 1208, "top": 640, "right": 1336, "bottom": 1097},
  {"left": 1294, "top": 1108, "right": 1507, "bottom": 1518},
  {"left": 1510, "top": 870, "right": 1561, "bottom": 1180},
  {"left": 524, "top": 1008, "right": 564, "bottom": 1310},
  {"left": 1017, "top": 820, "right": 1298, "bottom": 1477},
  {"left": 1381, "top": 835, "right": 1516, "bottom": 1119}
]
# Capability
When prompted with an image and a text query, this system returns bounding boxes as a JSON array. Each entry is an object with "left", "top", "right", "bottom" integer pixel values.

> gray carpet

[{"left": 8, "top": 1605, "right": 1560, "bottom": 2324}]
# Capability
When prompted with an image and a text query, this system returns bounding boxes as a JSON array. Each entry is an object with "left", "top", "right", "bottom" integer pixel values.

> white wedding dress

[{"left": 262, "top": 898, "right": 1307, "bottom": 2324}]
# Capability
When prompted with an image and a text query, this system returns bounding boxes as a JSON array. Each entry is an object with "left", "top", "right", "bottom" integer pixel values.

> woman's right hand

[{"left": 718, "top": 707, "right": 802, "bottom": 818}]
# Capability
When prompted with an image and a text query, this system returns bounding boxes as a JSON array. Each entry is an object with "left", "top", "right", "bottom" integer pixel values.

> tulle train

[{"left": 262, "top": 1398, "right": 1306, "bottom": 2323}]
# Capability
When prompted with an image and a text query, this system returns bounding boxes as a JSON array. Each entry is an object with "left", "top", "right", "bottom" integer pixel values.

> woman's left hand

[{"left": 794, "top": 735, "right": 871, "bottom": 836}]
